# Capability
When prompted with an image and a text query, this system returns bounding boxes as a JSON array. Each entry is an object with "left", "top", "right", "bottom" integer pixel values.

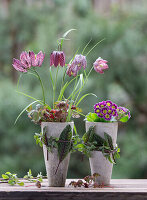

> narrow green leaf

[
  {"left": 86, "top": 38, "right": 105, "bottom": 57},
  {"left": 74, "top": 124, "right": 78, "bottom": 135},
  {"left": 76, "top": 93, "right": 97, "bottom": 107},
  {"left": 14, "top": 100, "right": 41, "bottom": 125},
  {"left": 82, "top": 38, "right": 92, "bottom": 54},
  {"left": 29, "top": 169, "right": 32, "bottom": 175},
  {"left": 63, "top": 29, "right": 76, "bottom": 38},
  {"left": 58, "top": 82, "right": 68, "bottom": 101},
  {"left": 16, "top": 91, "right": 43, "bottom": 105},
  {"left": 16, "top": 74, "right": 23, "bottom": 89}
]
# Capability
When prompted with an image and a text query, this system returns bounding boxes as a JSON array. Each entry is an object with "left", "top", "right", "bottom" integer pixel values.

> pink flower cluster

[
  {"left": 94, "top": 100, "right": 118, "bottom": 121},
  {"left": 12, "top": 51, "right": 45, "bottom": 72}
]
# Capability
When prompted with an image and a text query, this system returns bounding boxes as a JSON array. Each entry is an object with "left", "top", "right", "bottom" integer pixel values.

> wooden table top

[{"left": 0, "top": 179, "right": 147, "bottom": 200}]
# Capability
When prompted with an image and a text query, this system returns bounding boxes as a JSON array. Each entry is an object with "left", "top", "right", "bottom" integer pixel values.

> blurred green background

[{"left": 0, "top": 0, "right": 147, "bottom": 179}]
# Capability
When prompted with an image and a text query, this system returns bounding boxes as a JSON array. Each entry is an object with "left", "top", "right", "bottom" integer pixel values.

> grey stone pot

[
  {"left": 86, "top": 121, "right": 118, "bottom": 185},
  {"left": 41, "top": 122, "right": 74, "bottom": 187}
]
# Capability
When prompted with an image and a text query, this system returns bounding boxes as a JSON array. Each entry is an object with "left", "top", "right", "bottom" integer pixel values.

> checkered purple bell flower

[
  {"left": 12, "top": 51, "right": 45, "bottom": 72},
  {"left": 50, "top": 51, "right": 65, "bottom": 67},
  {"left": 66, "top": 54, "right": 87, "bottom": 77}
]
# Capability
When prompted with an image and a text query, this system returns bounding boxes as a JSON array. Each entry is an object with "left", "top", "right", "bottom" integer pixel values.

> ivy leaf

[
  {"left": 18, "top": 182, "right": 24, "bottom": 186},
  {"left": 41, "top": 127, "right": 48, "bottom": 146},
  {"left": 82, "top": 126, "right": 95, "bottom": 143},
  {"left": 104, "top": 133, "right": 113, "bottom": 150},
  {"left": 2, "top": 174, "right": 9, "bottom": 179},
  {"left": 93, "top": 134, "right": 105, "bottom": 147},
  {"left": 55, "top": 125, "right": 72, "bottom": 174},
  {"left": 5, "top": 172, "right": 12, "bottom": 176},
  {"left": 8, "top": 180, "right": 15, "bottom": 186}
]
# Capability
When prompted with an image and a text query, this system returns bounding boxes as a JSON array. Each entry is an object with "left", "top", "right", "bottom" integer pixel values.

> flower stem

[
  {"left": 33, "top": 69, "right": 46, "bottom": 105},
  {"left": 74, "top": 66, "right": 94, "bottom": 105},
  {"left": 53, "top": 66, "right": 59, "bottom": 108},
  {"left": 67, "top": 76, "right": 78, "bottom": 122}
]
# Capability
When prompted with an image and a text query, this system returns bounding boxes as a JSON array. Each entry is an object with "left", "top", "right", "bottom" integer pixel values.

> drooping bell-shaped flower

[
  {"left": 93, "top": 57, "right": 108, "bottom": 74},
  {"left": 12, "top": 51, "right": 31, "bottom": 72},
  {"left": 72, "top": 54, "right": 87, "bottom": 70},
  {"left": 66, "top": 63, "right": 78, "bottom": 77},
  {"left": 50, "top": 51, "right": 65, "bottom": 67},
  {"left": 20, "top": 51, "right": 31, "bottom": 68},
  {"left": 29, "top": 51, "right": 45, "bottom": 67},
  {"left": 66, "top": 54, "right": 87, "bottom": 77},
  {"left": 12, "top": 51, "right": 45, "bottom": 72}
]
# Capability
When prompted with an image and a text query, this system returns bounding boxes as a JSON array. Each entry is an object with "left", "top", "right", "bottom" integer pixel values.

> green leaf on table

[
  {"left": 2, "top": 174, "right": 9, "bottom": 179},
  {"left": 18, "top": 182, "right": 24, "bottom": 186},
  {"left": 8, "top": 180, "right": 15, "bottom": 186}
]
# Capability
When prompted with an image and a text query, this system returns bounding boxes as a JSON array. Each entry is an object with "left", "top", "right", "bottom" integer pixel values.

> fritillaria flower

[
  {"left": 50, "top": 51, "right": 65, "bottom": 67},
  {"left": 66, "top": 54, "right": 87, "bottom": 77},
  {"left": 12, "top": 51, "right": 45, "bottom": 72},
  {"left": 12, "top": 51, "right": 31, "bottom": 72},
  {"left": 12, "top": 58, "right": 28, "bottom": 72},
  {"left": 29, "top": 51, "right": 45, "bottom": 67},
  {"left": 93, "top": 57, "right": 108, "bottom": 74}
]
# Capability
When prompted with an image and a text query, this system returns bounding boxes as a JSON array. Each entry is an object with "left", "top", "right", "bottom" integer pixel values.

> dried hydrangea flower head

[
  {"left": 12, "top": 51, "right": 45, "bottom": 72},
  {"left": 50, "top": 51, "right": 65, "bottom": 67},
  {"left": 93, "top": 57, "right": 108, "bottom": 74},
  {"left": 66, "top": 54, "right": 87, "bottom": 77}
]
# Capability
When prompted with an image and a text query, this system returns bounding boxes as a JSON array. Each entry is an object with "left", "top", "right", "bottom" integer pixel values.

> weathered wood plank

[{"left": 0, "top": 179, "right": 147, "bottom": 200}]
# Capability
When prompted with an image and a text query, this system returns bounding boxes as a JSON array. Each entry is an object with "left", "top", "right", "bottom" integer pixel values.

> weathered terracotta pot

[
  {"left": 41, "top": 122, "right": 74, "bottom": 187},
  {"left": 86, "top": 121, "right": 118, "bottom": 185}
]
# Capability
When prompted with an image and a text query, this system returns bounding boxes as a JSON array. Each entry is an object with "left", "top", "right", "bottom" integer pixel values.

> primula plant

[
  {"left": 86, "top": 100, "right": 131, "bottom": 123},
  {"left": 13, "top": 29, "right": 108, "bottom": 124}
]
